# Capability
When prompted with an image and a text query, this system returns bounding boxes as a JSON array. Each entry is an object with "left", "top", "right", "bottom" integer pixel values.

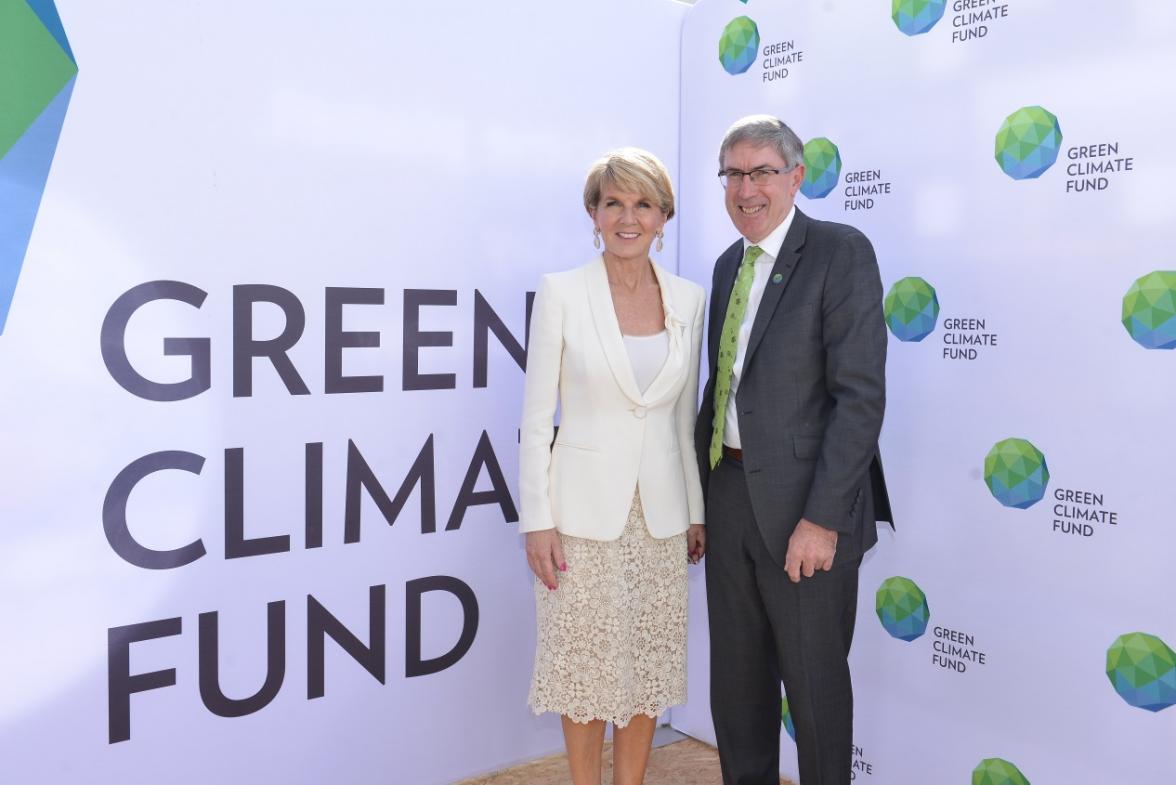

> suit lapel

[
  {"left": 640, "top": 261, "right": 690, "bottom": 405},
  {"left": 741, "top": 209, "right": 808, "bottom": 376},
  {"left": 585, "top": 256, "right": 644, "bottom": 405}
]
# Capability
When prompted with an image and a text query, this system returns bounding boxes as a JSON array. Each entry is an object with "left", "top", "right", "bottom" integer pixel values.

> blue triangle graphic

[
  {"left": 22, "top": 0, "right": 75, "bottom": 63},
  {"left": 0, "top": 75, "right": 75, "bottom": 334}
]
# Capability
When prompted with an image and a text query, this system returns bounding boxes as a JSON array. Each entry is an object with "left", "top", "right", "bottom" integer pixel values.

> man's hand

[
  {"left": 784, "top": 518, "right": 837, "bottom": 583},
  {"left": 525, "top": 529, "right": 566, "bottom": 590}
]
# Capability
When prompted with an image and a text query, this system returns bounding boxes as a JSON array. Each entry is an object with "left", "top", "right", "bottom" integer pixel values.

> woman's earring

[
  {"left": 656, "top": 231, "right": 664, "bottom": 252},
  {"left": 593, "top": 227, "right": 601, "bottom": 249}
]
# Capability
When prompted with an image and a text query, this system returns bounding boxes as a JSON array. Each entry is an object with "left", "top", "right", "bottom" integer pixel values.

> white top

[
  {"left": 622, "top": 330, "right": 669, "bottom": 395},
  {"left": 724, "top": 205, "right": 797, "bottom": 449}
]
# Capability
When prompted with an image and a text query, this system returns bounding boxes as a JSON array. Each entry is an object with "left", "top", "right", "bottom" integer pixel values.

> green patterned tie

[{"left": 709, "top": 245, "right": 763, "bottom": 469}]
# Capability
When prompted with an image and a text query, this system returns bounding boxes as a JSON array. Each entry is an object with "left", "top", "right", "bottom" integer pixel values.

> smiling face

[
  {"left": 590, "top": 184, "right": 666, "bottom": 263},
  {"left": 722, "top": 140, "right": 805, "bottom": 243}
]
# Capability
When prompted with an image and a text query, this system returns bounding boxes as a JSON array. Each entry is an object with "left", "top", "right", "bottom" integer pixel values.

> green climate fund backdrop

[{"left": 672, "top": 2, "right": 1176, "bottom": 783}]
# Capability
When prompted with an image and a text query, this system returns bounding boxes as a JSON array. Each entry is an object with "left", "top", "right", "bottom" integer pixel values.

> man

[{"left": 695, "top": 115, "right": 892, "bottom": 785}]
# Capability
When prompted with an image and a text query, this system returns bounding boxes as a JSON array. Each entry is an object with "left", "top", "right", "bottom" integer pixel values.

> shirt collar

[{"left": 742, "top": 204, "right": 796, "bottom": 262}]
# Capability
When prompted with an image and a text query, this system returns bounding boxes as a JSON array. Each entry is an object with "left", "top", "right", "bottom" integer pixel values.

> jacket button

[{"left": 632, "top": 406, "right": 647, "bottom": 419}]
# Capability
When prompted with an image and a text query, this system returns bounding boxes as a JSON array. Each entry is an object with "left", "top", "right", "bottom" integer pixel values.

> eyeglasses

[{"left": 717, "top": 166, "right": 794, "bottom": 188}]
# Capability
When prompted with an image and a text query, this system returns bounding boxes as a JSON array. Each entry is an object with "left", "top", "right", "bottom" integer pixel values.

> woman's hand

[
  {"left": 687, "top": 524, "right": 706, "bottom": 565},
  {"left": 525, "top": 529, "right": 566, "bottom": 590}
]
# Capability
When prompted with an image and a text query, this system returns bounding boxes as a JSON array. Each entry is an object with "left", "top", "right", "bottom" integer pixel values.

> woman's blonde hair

[{"left": 583, "top": 147, "right": 676, "bottom": 220}]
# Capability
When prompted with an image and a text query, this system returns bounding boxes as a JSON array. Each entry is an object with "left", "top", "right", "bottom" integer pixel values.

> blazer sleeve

[
  {"left": 518, "top": 274, "right": 563, "bottom": 534},
  {"left": 676, "top": 284, "right": 706, "bottom": 524},
  {"left": 802, "top": 228, "right": 887, "bottom": 531}
]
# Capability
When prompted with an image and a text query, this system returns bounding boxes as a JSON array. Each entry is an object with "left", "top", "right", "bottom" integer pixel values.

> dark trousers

[{"left": 706, "top": 457, "right": 859, "bottom": 785}]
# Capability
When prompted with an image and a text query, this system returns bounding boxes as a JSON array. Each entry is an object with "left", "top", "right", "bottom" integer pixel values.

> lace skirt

[{"left": 528, "top": 490, "right": 688, "bottom": 726}]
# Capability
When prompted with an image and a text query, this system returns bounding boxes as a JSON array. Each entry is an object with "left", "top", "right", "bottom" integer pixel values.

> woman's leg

[
  {"left": 611, "top": 713, "right": 657, "bottom": 785},
  {"left": 561, "top": 715, "right": 607, "bottom": 785}
]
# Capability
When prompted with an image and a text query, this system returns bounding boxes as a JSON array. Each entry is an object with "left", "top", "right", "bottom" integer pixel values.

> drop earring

[
  {"left": 656, "top": 231, "right": 664, "bottom": 252},
  {"left": 593, "top": 227, "right": 601, "bottom": 250}
]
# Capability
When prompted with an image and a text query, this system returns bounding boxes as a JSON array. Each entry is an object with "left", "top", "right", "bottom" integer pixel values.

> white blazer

[{"left": 519, "top": 257, "right": 706, "bottom": 540}]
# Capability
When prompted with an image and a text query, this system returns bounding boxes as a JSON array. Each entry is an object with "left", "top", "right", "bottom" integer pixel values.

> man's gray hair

[{"left": 718, "top": 114, "right": 804, "bottom": 171}]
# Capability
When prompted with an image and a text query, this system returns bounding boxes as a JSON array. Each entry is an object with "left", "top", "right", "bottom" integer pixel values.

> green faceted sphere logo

[
  {"left": 984, "top": 438, "right": 1049, "bottom": 509},
  {"left": 719, "top": 16, "right": 760, "bottom": 76},
  {"left": 1122, "top": 271, "right": 1176, "bottom": 350},
  {"left": 995, "top": 106, "right": 1063, "bottom": 180},
  {"left": 800, "top": 137, "right": 841, "bottom": 199},
  {"left": 972, "top": 758, "right": 1030, "bottom": 785},
  {"left": 876, "top": 576, "right": 930, "bottom": 641},
  {"left": 892, "top": 0, "right": 946, "bottom": 36},
  {"left": 0, "top": 0, "right": 78, "bottom": 334},
  {"left": 1106, "top": 632, "right": 1176, "bottom": 712},
  {"left": 780, "top": 696, "right": 796, "bottom": 741},
  {"left": 884, "top": 277, "right": 940, "bottom": 342}
]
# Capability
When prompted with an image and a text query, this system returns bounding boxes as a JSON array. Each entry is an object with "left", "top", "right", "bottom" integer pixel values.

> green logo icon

[
  {"left": 1122, "top": 271, "right": 1176, "bottom": 350},
  {"left": 719, "top": 16, "right": 760, "bottom": 75},
  {"left": 884, "top": 277, "right": 940, "bottom": 342},
  {"left": 984, "top": 438, "right": 1049, "bottom": 509},
  {"left": 780, "top": 696, "right": 796, "bottom": 741},
  {"left": 876, "top": 576, "right": 930, "bottom": 641},
  {"left": 1106, "top": 632, "right": 1176, "bottom": 712},
  {"left": 995, "top": 106, "right": 1063, "bottom": 180},
  {"left": 800, "top": 137, "right": 841, "bottom": 199},
  {"left": 0, "top": 0, "right": 78, "bottom": 334},
  {"left": 972, "top": 758, "right": 1030, "bottom": 785},
  {"left": 892, "top": 0, "right": 946, "bottom": 36}
]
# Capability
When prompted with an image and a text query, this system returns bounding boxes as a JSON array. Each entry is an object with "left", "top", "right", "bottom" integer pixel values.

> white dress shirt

[{"left": 724, "top": 205, "right": 797, "bottom": 449}]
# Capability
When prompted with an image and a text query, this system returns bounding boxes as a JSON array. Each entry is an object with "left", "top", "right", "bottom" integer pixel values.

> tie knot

[{"left": 742, "top": 245, "right": 764, "bottom": 266}]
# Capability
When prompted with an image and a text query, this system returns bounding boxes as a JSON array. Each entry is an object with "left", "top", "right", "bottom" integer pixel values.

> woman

[{"left": 518, "top": 148, "right": 706, "bottom": 785}]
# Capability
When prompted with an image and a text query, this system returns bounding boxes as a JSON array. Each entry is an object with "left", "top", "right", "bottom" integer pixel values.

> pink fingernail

[{"left": 559, "top": 562, "right": 567, "bottom": 572}]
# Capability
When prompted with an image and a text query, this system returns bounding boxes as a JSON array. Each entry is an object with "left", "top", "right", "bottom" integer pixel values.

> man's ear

[{"left": 790, "top": 164, "right": 806, "bottom": 194}]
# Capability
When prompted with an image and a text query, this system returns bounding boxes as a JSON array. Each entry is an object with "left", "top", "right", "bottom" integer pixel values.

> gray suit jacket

[{"left": 694, "top": 208, "right": 892, "bottom": 566}]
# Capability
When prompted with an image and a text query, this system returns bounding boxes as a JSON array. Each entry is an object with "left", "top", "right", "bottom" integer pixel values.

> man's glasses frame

[{"left": 717, "top": 164, "right": 797, "bottom": 188}]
